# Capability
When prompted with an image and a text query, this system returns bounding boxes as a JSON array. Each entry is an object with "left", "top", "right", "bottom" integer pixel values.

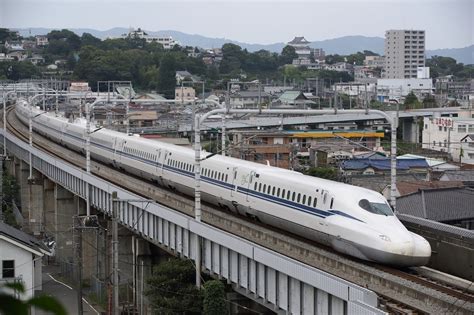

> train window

[
  {"left": 282, "top": 189, "right": 285, "bottom": 198},
  {"left": 302, "top": 195, "right": 306, "bottom": 204},
  {"left": 272, "top": 187, "right": 275, "bottom": 196},
  {"left": 297, "top": 193, "right": 301, "bottom": 203},
  {"left": 292, "top": 192, "right": 295, "bottom": 201},
  {"left": 259, "top": 183, "right": 262, "bottom": 191},
  {"left": 358, "top": 199, "right": 393, "bottom": 216},
  {"left": 254, "top": 182, "right": 257, "bottom": 190},
  {"left": 287, "top": 190, "right": 290, "bottom": 199},
  {"left": 330, "top": 198, "right": 334, "bottom": 209},
  {"left": 225, "top": 174, "right": 228, "bottom": 182},
  {"left": 263, "top": 184, "right": 266, "bottom": 193},
  {"left": 267, "top": 185, "right": 271, "bottom": 194},
  {"left": 308, "top": 196, "right": 312, "bottom": 206},
  {"left": 277, "top": 188, "right": 280, "bottom": 197},
  {"left": 313, "top": 198, "right": 317, "bottom": 207}
]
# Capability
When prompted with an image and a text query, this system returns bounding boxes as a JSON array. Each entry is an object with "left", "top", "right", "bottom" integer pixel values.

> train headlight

[{"left": 379, "top": 234, "right": 391, "bottom": 242}]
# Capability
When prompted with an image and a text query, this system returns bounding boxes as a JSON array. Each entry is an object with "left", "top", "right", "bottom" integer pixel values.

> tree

[
  {"left": 80, "top": 33, "right": 102, "bottom": 47},
  {"left": 157, "top": 54, "right": 177, "bottom": 99},
  {"left": 404, "top": 91, "right": 420, "bottom": 109},
  {"left": 0, "top": 282, "right": 66, "bottom": 315},
  {"left": 46, "top": 29, "right": 81, "bottom": 57},
  {"left": 279, "top": 45, "right": 298, "bottom": 65},
  {"left": 203, "top": 280, "right": 227, "bottom": 315},
  {"left": 219, "top": 43, "right": 244, "bottom": 74},
  {"left": 0, "top": 61, "right": 39, "bottom": 80},
  {"left": 422, "top": 94, "right": 437, "bottom": 108},
  {"left": 325, "top": 54, "right": 345, "bottom": 65},
  {"left": 0, "top": 28, "right": 19, "bottom": 42},
  {"left": 305, "top": 167, "right": 338, "bottom": 180},
  {"left": 146, "top": 259, "right": 202, "bottom": 314}
]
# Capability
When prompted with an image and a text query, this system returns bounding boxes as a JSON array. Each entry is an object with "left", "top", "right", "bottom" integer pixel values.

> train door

[
  {"left": 113, "top": 137, "right": 122, "bottom": 165},
  {"left": 162, "top": 150, "right": 170, "bottom": 173},
  {"left": 246, "top": 171, "right": 256, "bottom": 202},
  {"left": 156, "top": 148, "right": 162, "bottom": 172},
  {"left": 230, "top": 167, "right": 238, "bottom": 197}
]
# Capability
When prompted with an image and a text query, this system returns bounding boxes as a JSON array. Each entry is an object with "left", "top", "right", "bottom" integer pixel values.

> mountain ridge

[{"left": 13, "top": 27, "right": 474, "bottom": 64}]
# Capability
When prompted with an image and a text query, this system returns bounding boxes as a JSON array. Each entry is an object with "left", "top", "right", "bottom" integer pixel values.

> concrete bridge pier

[
  {"left": 402, "top": 117, "right": 421, "bottom": 144},
  {"left": 54, "top": 184, "right": 76, "bottom": 261}
]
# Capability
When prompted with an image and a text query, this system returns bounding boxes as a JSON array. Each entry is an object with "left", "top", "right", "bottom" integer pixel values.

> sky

[{"left": 1, "top": 0, "right": 472, "bottom": 49}]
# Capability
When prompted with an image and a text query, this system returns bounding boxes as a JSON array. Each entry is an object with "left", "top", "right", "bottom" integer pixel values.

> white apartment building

[
  {"left": 384, "top": 29, "right": 425, "bottom": 79},
  {"left": 122, "top": 28, "right": 179, "bottom": 49},
  {"left": 422, "top": 116, "right": 474, "bottom": 164},
  {"left": 377, "top": 78, "right": 433, "bottom": 102}
]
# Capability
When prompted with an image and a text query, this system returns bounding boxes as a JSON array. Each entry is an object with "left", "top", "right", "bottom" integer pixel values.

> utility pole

[
  {"left": 76, "top": 225, "right": 83, "bottom": 315},
  {"left": 112, "top": 191, "right": 119, "bottom": 315}
]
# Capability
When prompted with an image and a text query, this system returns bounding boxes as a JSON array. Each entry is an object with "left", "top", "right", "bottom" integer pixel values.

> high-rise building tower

[{"left": 383, "top": 30, "right": 425, "bottom": 79}]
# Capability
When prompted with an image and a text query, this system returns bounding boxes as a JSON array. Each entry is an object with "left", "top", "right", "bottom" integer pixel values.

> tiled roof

[
  {"left": 440, "top": 170, "right": 474, "bottom": 181},
  {"left": 278, "top": 91, "right": 307, "bottom": 102},
  {"left": 397, "top": 187, "right": 474, "bottom": 222},
  {"left": 341, "top": 158, "right": 429, "bottom": 170},
  {"left": 396, "top": 180, "right": 464, "bottom": 196},
  {"left": 0, "top": 221, "right": 50, "bottom": 254},
  {"left": 288, "top": 36, "right": 310, "bottom": 45}
]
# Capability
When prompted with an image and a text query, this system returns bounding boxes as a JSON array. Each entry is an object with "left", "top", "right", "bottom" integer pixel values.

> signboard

[
  {"left": 434, "top": 118, "right": 453, "bottom": 127},
  {"left": 70, "top": 82, "right": 90, "bottom": 92}
]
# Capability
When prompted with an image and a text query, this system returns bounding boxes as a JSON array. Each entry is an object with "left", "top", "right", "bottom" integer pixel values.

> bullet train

[{"left": 15, "top": 100, "right": 431, "bottom": 266}]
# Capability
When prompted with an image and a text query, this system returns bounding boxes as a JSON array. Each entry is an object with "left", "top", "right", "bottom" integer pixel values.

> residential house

[
  {"left": 28, "top": 54, "right": 45, "bottom": 65},
  {"left": 35, "top": 35, "right": 49, "bottom": 47},
  {"left": 460, "top": 134, "right": 474, "bottom": 164},
  {"left": 176, "top": 71, "right": 200, "bottom": 84},
  {"left": 340, "top": 157, "right": 429, "bottom": 176},
  {"left": 229, "top": 90, "right": 271, "bottom": 108},
  {"left": 129, "top": 110, "right": 158, "bottom": 128},
  {"left": 7, "top": 51, "right": 28, "bottom": 61},
  {"left": 382, "top": 180, "right": 464, "bottom": 199},
  {"left": 175, "top": 87, "right": 196, "bottom": 103},
  {"left": 21, "top": 40, "right": 36, "bottom": 50},
  {"left": 364, "top": 55, "right": 385, "bottom": 68},
  {"left": 324, "top": 62, "right": 353, "bottom": 73},
  {"left": 272, "top": 91, "right": 315, "bottom": 108},
  {"left": 4, "top": 41, "right": 24, "bottom": 51},
  {"left": 0, "top": 53, "right": 14, "bottom": 62},
  {"left": 439, "top": 170, "right": 474, "bottom": 185},
  {"left": 0, "top": 221, "right": 51, "bottom": 300}
]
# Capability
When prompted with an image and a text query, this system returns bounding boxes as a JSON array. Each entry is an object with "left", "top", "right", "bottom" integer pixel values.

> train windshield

[{"left": 358, "top": 199, "right": 394, "bottom": 216}]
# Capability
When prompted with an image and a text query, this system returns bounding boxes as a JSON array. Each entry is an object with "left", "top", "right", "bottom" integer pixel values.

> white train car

[{"left": 15, "top": 100, "right": 431, "bottom": 266}]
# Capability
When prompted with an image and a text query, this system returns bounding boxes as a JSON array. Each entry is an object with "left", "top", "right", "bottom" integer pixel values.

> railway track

[{"left": 4, "top": 105, "right": 474, "bottom": 314}]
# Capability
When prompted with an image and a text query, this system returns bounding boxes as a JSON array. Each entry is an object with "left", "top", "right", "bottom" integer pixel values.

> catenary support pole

[
  {"left": 112, "top": 191, "right": 119, "bottom": 315},
  {"left": 194, "top": 116, "right": 201, "bottom": 288}
]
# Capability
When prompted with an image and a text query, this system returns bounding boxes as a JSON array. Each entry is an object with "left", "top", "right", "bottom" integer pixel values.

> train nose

[{"left": 410, "top": 232, "right": 431, "bottom": 266}]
